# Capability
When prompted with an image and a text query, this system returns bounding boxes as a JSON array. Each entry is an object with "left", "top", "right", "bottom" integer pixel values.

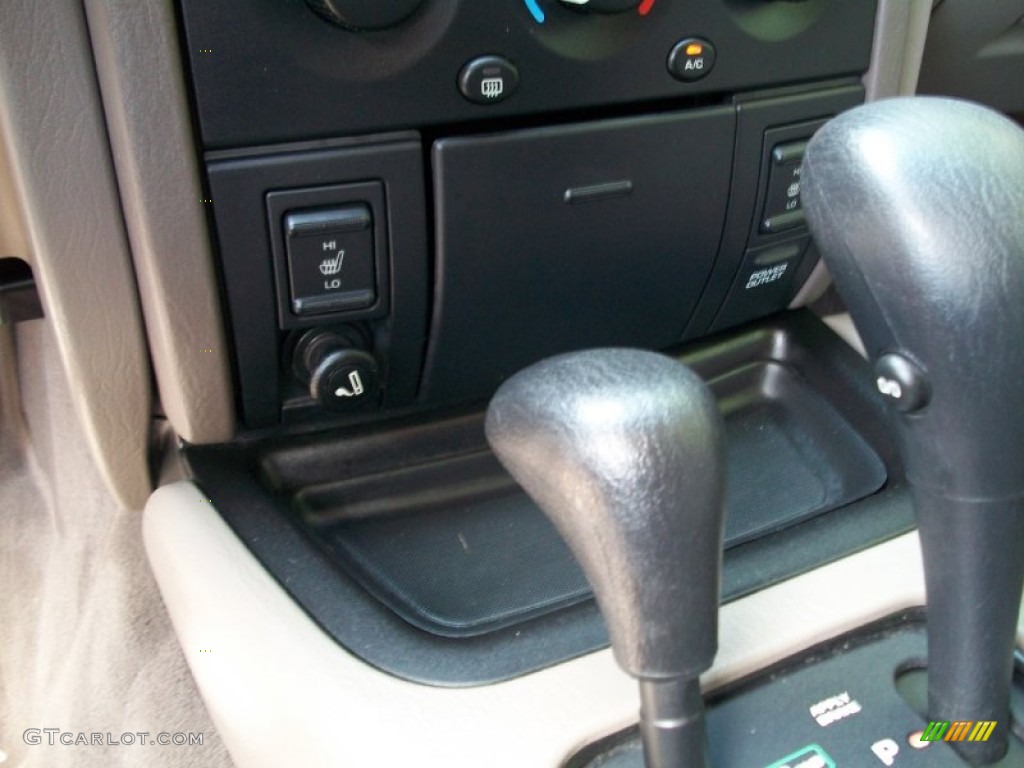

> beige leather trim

[
  {"left": 0, "top": 122, "right": 28, "bottom": 262},
  {"left": 791, "top": 0, "right": 933, "bottom": 309},
  {"left": 1019, "top": 594, "right": 1024, "bottom": 647},
  {"left": 145, "top": 481, "right": 929, "bottom": 768},
  {"left": 84, "top": 0, "right": 235, "bottom": 444},
  {"left": 822, "top": 313, "right": 868, "bottom": 358},
  {"left": 0, "top": 0, "right": 151, "bottom": 510},
  {"left": 863, "top": 0, "right": 933, "bottom": 102}
]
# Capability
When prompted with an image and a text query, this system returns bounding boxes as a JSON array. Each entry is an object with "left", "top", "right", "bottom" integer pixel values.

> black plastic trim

[
  {"left": 0, "top": 257, "right": 43, "bottom": 324},
  {"left": 684, "top": 84, "right": 866, "bottom": 340},
  {"left": 205, "top": 136, "right": 429, "bottom": 428}
]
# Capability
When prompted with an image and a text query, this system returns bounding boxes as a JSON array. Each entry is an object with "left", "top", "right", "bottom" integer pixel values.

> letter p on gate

[{"left": 871, "top": 738, "right": 899, "bottom": 766}]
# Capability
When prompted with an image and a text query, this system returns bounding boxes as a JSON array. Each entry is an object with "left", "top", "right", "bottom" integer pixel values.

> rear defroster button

[{"left": 458, "top": 56, "right": 519, "bottom": 105}]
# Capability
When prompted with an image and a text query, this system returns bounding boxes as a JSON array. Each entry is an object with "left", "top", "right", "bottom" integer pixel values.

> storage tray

[
  {"left": 186, "top": 311, "right": 914, "bottom": 685},
  {"left": 297, "top": 361, "right": 885, "bottom": 637}
]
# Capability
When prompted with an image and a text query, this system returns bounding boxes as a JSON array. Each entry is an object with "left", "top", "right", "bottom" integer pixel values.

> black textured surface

[
  {"left": 314, "top": 477, "right": 593, "bottom": 634},
  {"left": 306, "top": 360, "right": 884, "bottom": 638},
  {"left": 726, "top": 402, "right": 825, "bottom": 535},
  {"left": 423, "top": 107, "right": 734, "bottom": 404},
  {"left": 716, "top": 361, "right": 886, "bottom": 545}
]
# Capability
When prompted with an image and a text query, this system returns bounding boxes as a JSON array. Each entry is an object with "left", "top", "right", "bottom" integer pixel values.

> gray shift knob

[
  {"left": 803, "top": 97, "right": 1024, "bottom": 765},
  {"left": 486, "top": 348, "right": 726, "bottom": 768},
  {"left": 802, "top": 97, "right": 1024, "bottom": 500},
  {"left": 485, "top": 348, "right": 726, "bottom": 682}
]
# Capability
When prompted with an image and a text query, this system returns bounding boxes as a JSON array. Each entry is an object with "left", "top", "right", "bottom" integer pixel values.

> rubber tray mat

[{"left": 295, "top": 360, "right": 886, "bottom": 638}]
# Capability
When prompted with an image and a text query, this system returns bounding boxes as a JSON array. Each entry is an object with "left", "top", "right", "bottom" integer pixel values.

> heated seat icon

[{"left": 320, "top": 250, "right": 345, "bottom": 276}]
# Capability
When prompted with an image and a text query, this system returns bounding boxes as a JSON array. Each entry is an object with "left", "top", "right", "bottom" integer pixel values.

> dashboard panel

[
  {"left": 180, "top": 0, "right": 875, "bottom": 146},
  {"left": 179, "top": 0, "right": 877, "bottom": 429}
]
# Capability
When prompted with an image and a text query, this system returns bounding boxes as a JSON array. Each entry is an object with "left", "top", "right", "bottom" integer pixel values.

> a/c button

[{"left": 668, "top": 37, "right": 716, "bottom": 82}]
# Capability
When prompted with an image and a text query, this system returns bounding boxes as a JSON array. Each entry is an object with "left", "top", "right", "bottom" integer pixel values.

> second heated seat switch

[{"left": 284, "top": 204, "right": 377, "bottom": 316}]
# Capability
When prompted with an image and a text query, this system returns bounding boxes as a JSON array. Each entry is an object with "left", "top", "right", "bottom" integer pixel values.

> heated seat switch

[
  {"left": 291, "top": 326, "right": 380, "bottom": 412},
  {"left": 284, "top": 204, "right": 376, "bottom": 316},
  {"left": 761, "top": 140, "right": 808, "bottom": 234}
]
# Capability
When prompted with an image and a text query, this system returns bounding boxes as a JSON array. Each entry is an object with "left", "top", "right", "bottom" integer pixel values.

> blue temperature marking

[{"left": 524, "top": 0, "right": 546, "bottom": 23}]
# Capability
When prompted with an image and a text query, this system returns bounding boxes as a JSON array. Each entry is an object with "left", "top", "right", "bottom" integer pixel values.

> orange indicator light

[{"left": 685, "top": 43, "right": 703, "bottom": 56}]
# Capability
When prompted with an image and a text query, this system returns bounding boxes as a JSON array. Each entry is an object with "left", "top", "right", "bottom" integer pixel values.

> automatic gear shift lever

[
  {"left": 802, "top": 97, "right": 1024, "bottom": 765},
  {"left": 485, "top": 349, "right": 726, "bottom": 768}
]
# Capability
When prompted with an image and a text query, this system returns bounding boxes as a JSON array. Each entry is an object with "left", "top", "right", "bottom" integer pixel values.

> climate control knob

[{"left": 304, "top": 0, "right": 423, "bottom": 30}]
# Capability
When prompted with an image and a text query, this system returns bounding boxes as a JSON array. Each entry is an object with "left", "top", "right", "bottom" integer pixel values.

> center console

[
  {"left": 141, "top": 2, "right": 1020, "bottom": 766},
  {"left": 174, "top": 0, "right": 901, "bottom": 685}
]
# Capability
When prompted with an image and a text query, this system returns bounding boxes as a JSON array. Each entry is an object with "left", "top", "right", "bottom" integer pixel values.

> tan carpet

[{"left": 0, "top": 319, "right": 233, "bottom": 767}]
